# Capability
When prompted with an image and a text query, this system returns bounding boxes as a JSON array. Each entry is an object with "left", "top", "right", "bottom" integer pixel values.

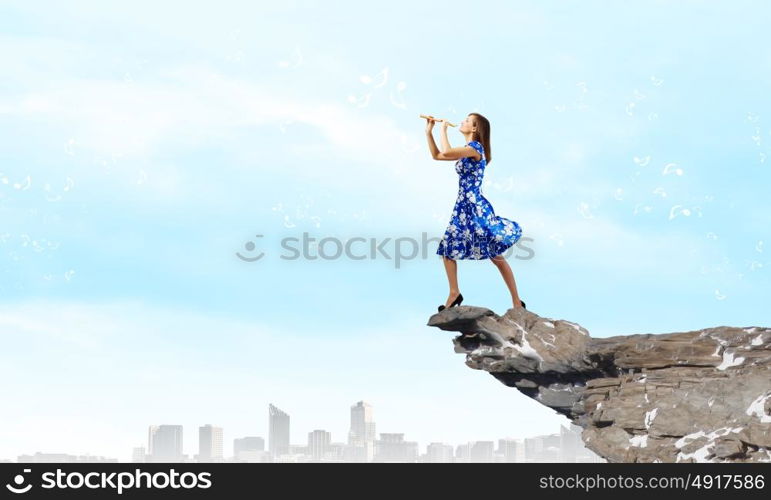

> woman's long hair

[{"left": 469, "top": 113, "right": 492, "bottom": 165}]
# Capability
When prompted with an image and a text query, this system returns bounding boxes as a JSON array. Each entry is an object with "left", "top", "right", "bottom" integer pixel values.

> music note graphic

[
  {"left": 633, "top": 155, "right": 651, "bottom": 167},
  {"left": 45, "top": 184, "right": 61, "bottom": 202},
  {"left": 279, "top": 119, "right": 295, "bottom": 133},
  {"left": 751, "top": 127, "right": 761, "bottom": 146},
  {"left": 45, "top": 177, "right": 76, "bottom": 201},
  {"left": 346, "top": 92, "right": 372, "bottom": 108},
  {"left": 390, "top": 81, "right": 407, "bottom": 109},
  {"left": 360, "top": 67, "right": 388, "bottom": 88},
  {"left": 633, "top": 203, "right": 652, "bottom": 215},
  {"left": 499, "top": 176, "right": 514, "bottom": 193},
  {"left": 668, "top": 204, "right": 692, "bottom": 220},
  {"left": 13, "top": 176, "right": 31, "bottom": 190},
  {"left": 662, "top": 163, "right": 683, "bottom": 176},
  {"left": 578, "top": 202, "right": 594, "bottom": 219},
  {"left": 349, "top": 67, "right": 407, "bottom": 110},
  {"left": 549, "top": 233, "right": 564, "bottom": 247},
  {"left": 278, "top": 45, "right": 303, "bottom": 69}
]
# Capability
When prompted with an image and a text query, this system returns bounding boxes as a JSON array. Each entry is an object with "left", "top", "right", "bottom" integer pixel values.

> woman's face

[{"left": 459, "top": 115, "right": 475, "bottom": 134}]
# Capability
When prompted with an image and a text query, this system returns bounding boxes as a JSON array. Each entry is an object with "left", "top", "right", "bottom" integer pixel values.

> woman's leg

[
  {"left": 442, "top": 255, "right": 461, "bottom": 307},
  {"left": 489, "top": 254, "right": 524, "bottom": 309}
]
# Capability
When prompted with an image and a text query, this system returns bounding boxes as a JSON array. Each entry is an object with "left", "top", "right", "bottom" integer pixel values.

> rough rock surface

[{"left": 427, "top": 306, "right": 771, "bottom": 463}]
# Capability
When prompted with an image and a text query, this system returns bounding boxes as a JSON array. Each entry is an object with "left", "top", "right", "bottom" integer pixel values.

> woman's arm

[
  {"left": 425, "top": 117, "right": 476, "bottom": 161},
  {"left": 426, "top": 130, "right": 441, "bottom": 159},
  {"left": 440, "top": 121, "right": 451, "bottom": 151}
]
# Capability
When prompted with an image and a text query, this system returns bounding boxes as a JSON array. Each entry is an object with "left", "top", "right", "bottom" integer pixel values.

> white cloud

[
  {"left": 0, "top": 32, "right": 721, "bottom": 290},
  {"left": 0, "top": 36, "right": 447, "bottom": 211}
]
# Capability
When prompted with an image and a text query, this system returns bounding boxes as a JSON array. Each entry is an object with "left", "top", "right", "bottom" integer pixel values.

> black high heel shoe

[
  {"left": 438, "top": 293, "right": 463, "bottom": 312},
  {"left": 520, "top": 299, "right": 526, "bottom": 310}
]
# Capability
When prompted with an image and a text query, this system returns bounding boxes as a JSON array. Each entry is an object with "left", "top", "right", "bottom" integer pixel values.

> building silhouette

[
  {"left": 348, "top": 401, "right": 373, "bottom": 444},
  {"left": 233, "top": 436, "right": 269, "bottom": 462},
  {"left": 308, "top": 430, "right": 331, "bottom": 460},
  {"left": 497, "top": 438, "right": 524, "bottom": 462},
  {"left": 425, "top": 443, "right": 454, "bottom": 463},
  {"left": 148, "top": 425, "right": 184, "bottom": 462},
  {"left": 198, "top": 424, "right": 223, "bottom": 462},
  {"left": 348, "top": 401, "right": 376, "bottom": 462},
  {"left": 8, "top": 402, "right": 606, "bottom": 463},
  {"left": 268, "top": 404, "right": 290, "bottom": 459},
  {"left": 17, "top": 453, "right": 116, "bottom": 463},
  {"left": 131, "top": 446, "right": 146, "bottom": 463},
  {"left": 470, "top": 441, "right": 495, "bottom": 462},
  {"left": 373, "top": 433, "right": 418, "bottom": 462}
]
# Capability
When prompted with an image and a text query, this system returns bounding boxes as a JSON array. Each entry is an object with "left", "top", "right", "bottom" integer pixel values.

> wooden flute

[{"left": 420, "top": 114, "right": 456, "bottom": 127}]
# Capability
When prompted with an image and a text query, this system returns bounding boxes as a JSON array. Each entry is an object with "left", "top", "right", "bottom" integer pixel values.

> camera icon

[{"left": 5, "top": 469, "right": 32, "bottom": 494}]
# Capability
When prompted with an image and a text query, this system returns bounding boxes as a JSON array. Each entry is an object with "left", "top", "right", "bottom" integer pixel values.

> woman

[{"left": 425, "top": 113, "right": 526, "bottom": 312}]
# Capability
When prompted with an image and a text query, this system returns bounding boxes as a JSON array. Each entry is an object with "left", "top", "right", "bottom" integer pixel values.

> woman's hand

[
  {"left": 424, "top": 115, "right": 436, "bottom": 133},
  {"left": 441, "top": 119, "right": 450, "bottom": 132}
]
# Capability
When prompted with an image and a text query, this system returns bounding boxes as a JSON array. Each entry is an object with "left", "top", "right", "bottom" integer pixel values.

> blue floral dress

[{"left": 436, "top": 140, "right": 522, "bottom": 260}]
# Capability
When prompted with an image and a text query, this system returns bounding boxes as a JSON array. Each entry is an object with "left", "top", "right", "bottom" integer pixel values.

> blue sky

[{"left": 1, "top": 0, "right": 770, "bottom": 461}]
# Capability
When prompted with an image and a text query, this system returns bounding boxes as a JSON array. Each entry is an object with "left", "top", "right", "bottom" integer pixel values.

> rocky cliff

[{"left": 427, "top": 306, "right": 771, "bottom": 463}]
